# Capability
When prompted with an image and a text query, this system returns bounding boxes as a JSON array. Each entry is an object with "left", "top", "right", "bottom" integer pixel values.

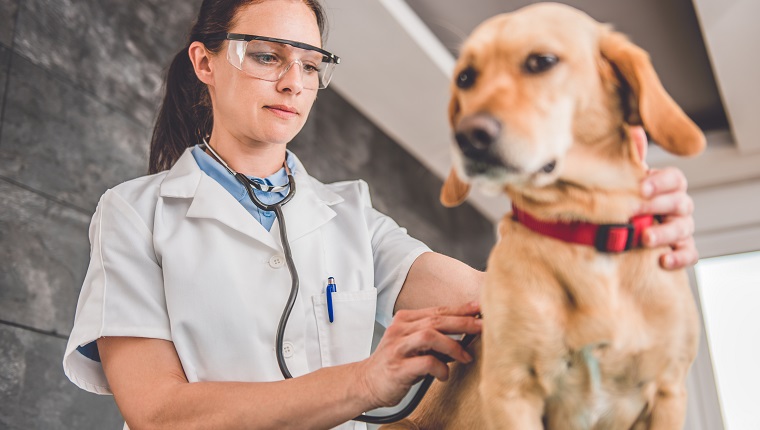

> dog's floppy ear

[
  {"left": 599, "top": 29, "right": 705, "bottom": 156},
  {"left": 448, "top": 92, "right": 461, "bottom": 129},
  {"left": 441, "top": 168, "right": 471, "bottom": 207},
  {"left": 442, "top": 86, "right": 469, "bottom": 207}
]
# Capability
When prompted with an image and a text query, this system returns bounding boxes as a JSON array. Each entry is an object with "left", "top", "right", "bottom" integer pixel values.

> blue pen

[{"left": 326, "top": 277, "right": 337, "bottom": 323}]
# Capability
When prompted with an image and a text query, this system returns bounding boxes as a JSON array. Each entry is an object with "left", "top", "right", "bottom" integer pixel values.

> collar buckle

[{"left": 595, "top": 223, "right": 635, "bottom": 253}]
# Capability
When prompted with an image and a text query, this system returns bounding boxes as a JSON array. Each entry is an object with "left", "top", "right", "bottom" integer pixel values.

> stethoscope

[
  {"left": 201, "top": 141, "right": 476, "bottom": 424},
  {"left": 201, "top": 141, "right": 300, "bottom": 382}
]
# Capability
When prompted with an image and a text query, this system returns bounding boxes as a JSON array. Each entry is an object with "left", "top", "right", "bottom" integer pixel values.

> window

[{"left": 694, "top": 251, "right": 760, "bottom": 430}]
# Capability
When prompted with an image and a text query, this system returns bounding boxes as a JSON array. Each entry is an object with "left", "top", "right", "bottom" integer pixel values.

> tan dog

[{"left": 382, "top": 3, "right": 703, "bottom": 429}]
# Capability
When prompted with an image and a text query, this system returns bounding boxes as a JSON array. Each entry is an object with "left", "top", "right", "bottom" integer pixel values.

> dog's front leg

[
  {"left": 479, "top": 367, "right": 546, "bottom": 430},
  {"left": 642, "top": 381, "right": 688, "bottom": 430}
]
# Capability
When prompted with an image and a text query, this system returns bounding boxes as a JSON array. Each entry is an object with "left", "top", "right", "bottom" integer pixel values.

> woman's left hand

[
  {"left": 637, "top": 166, "right": 697, "bottom": 270},
  {"left": 628, "top": 126, "right": 698, "bottom": 270}
]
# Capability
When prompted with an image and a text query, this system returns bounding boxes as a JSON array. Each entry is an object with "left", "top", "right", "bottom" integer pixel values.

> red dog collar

[{"left": 511, "top": 204, "right": 655, "bottom": 253}]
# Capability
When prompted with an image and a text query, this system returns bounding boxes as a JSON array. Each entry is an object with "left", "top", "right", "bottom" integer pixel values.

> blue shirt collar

[{"left": 191, "top": 145, "right": 296, "bottom": 202}]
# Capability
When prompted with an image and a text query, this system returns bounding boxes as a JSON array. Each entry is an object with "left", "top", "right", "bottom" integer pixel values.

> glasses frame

[{"left": 205, "top": 33, "right": 341, "bottom": 65}]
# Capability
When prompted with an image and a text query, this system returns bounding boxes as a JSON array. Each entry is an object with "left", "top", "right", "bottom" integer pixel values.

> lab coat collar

[{"left": 159, "top": 147, "right": 343, "bottom": 251}]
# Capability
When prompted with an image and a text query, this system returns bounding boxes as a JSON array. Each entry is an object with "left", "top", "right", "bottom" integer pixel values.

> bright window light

[{"left": 694, "top": 251, "right": 760, "bottom": 430}]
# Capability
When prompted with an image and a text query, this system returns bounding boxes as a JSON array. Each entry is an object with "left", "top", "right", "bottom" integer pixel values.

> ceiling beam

[
  {"left": 691, "top": 0, "right": 760, "bottom": 154},
  {"left": 323, "top": 0, "right": 511, "bottom": 222}
]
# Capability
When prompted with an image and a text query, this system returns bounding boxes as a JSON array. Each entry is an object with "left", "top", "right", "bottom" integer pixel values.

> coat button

[
  {"left": 282, "top": 341, "right": 295, "bottom": 358},
  {"left": 269, "top": 255, "right": 285, "bottom": 269}
]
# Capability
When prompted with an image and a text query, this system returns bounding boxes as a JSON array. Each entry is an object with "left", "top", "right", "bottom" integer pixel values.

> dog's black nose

[{"left": 454, "top": 114, "right": 502, "bottom": 161}]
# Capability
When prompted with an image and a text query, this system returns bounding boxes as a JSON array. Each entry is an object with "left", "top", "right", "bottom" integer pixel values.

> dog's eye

[
  {"left": 456, "top": 66, "right": 477, "bottom": 89},
  {"left": 524, "top": 54, "right": 559, "bottom": 74}
]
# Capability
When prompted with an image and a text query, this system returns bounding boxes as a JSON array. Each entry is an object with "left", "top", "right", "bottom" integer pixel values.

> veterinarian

[{"left": 62, "top": 1, "right": 700, "bottom": 428}]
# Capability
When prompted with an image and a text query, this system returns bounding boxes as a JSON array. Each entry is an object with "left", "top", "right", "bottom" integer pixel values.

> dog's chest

[
  {"left": 489, "top": 223, "right": 661, "bottom": 427},
  {"left": 545, "top": 343, "right": 651, "bottom": 429}
]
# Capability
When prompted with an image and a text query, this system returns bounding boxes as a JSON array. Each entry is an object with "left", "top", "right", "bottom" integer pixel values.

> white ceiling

[{"left": 321, "top": 0, "right": 760, "bottom": 258}]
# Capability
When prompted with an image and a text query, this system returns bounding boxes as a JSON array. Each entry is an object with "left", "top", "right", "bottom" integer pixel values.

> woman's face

[{"left": 209, "top": 0, "right": 322, "bottom": 148}]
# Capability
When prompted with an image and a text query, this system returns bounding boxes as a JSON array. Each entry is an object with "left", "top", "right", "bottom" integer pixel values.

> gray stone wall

[{"left": 0, "top": 0, "right": 494, "bottom": 428}]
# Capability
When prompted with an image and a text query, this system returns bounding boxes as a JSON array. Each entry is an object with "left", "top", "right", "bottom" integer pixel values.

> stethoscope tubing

[{"left": 238, "top": 176, "right": 299, "bottom": 379}]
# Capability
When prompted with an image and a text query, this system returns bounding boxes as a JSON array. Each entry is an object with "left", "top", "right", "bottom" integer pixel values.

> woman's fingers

[
  {"left": 637, "top": 167, "right": 692, "bottom": 218},
  {"left": 390, "top": 301, "right": 481, "bottom": 338},
  {"left": 642, "top": 214, "right": 695, "bottom": 248},
  {"left": 397, "top": 328, "right": 473, "bottom": 364},
  {"left": 642, "top": 216, "right": 699, "bottom": 269},
  {"left": 629, "top": 126, "right": 649, "bottom": 168},
  {"left": 638, "top": 192, "right": 694, "bottom": 218},
  {"left": 638, "top": 191, "right": 694, "bottom": 218},
  {"left": 640, "top": 167, "right": 688, "bottom": 200},
  {"left": 392, "top": 301, "right": 481, "bottom": 323},
  {"left": 660, "top": 237, "right": 699, "bottom": 270},
  {"left": 404, "top": 355, "right": 451, "bottom": 382},
  {"left": 391, "top": 302, "right": 481, "bottom": 363},
  {"left": 410, "top": 314, "right": 483, "bottom": 336},
  {"left": 637, "top": 166, "right": 699, "bottom": 269}
]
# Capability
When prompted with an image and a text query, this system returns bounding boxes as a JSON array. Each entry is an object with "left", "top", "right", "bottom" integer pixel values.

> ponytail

[
  {"left": 149, "top": 47, "right": 212, "bottom": 174},
  {"left": 148, "top": 0, "right": 328, "bottom": 174}
]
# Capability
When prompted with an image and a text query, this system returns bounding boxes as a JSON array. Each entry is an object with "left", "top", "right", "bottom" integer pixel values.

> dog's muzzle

[
  {"left": 454, "top": 113, "right": 523, "bottom": 176},
  {"left": 455, "top": 113, "right": 558, "bottom": 179}
]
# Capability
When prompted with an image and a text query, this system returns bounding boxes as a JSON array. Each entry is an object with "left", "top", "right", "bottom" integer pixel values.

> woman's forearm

[
  {"left": 99, "top": 337, "right": 375, "bottom": 430},
  {"left": 138, "top": 363, "right": 372, "bottom": 430}
]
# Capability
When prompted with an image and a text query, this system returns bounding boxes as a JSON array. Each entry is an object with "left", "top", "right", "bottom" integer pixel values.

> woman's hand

[
  {"left": 631, "top": 127, "right": 698, "bottom": 270},
  {"left": 354, "top": 301, "right": 482, "bottom": 409}
]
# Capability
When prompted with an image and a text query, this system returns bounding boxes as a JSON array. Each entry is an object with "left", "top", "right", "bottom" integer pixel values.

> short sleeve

[
  {"left": 359, "top": 182, "right": 431, "bottom": 327},
  {"left": 63, "top": 189, "right": 170, "bottom": 395}
]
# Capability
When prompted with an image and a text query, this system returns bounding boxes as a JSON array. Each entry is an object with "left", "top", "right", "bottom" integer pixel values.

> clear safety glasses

[{"left": 205, "top": 33, "right": 340, "bottom": 90}]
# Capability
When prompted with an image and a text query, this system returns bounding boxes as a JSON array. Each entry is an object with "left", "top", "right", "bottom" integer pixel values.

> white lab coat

[{"left": 63, "top": 148, "right": 430, "bottom": 429}]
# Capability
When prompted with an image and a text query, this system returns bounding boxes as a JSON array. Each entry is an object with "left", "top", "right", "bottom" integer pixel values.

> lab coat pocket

[{"left": 312, "top": 289, "right": 377, "bottom": 367}]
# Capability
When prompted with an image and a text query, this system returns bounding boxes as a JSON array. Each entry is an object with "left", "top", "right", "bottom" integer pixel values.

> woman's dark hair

[{"left": 149, "top": 0, "right": 327, "bottom": 174}]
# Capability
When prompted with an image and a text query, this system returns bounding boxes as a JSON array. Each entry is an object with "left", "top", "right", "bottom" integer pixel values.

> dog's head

[{"left": 441, "top": 2, "right": 705, "bottom": 207}]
